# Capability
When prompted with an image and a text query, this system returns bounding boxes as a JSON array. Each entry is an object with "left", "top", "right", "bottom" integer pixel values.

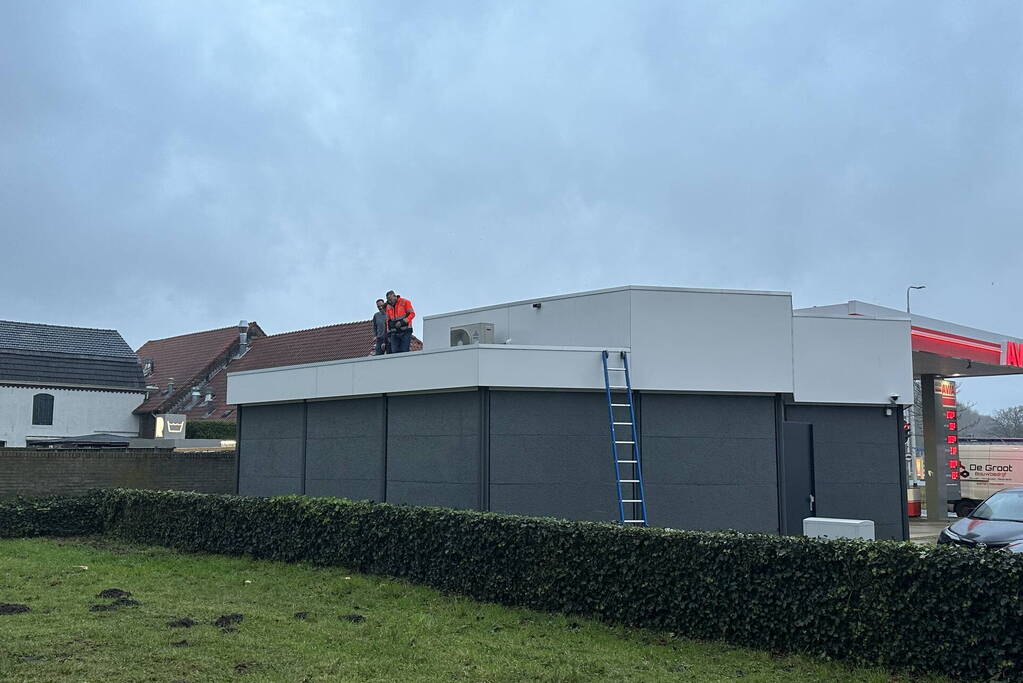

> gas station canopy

[{"left": 799, "top": 301, "right": 1023, "bottom": 379}]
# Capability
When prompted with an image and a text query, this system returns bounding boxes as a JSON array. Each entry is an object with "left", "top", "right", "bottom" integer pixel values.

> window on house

[{"left": 32, "top": 393, "right": 54, "bottom": 425}]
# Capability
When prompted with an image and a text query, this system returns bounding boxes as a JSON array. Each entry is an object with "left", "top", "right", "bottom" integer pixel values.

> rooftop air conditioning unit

[{"left": 450, "top": 323, "right": 495, "bottom": 346}]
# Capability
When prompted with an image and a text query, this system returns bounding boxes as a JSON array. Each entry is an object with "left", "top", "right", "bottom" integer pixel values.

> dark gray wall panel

[
  {"left": 388, "top": 393, "right": 481, "bottom": 436},
  {"left": 489, "top": 391, "right": 615, "bottom": 521},
  {"left": 307, "top": 399, "right": 383, "bottom": 438},
  {"left": 306, "top": 477, "right": 378, "bottom": 501},
  {"left": 387, "top": 481, "right": 478, "bottom": 510},
  {"left": 490, "top": 483, "right": 618, "bottom": 522},
  {"left": 306, "top": 436, "right": 382, "bottom": 480},
  {"left": 489, "top": 435, "right": 610, "bottom": 484},
  {"left": 641, "top": 436, "right": 777, "bottom": 484},
  {"left": 387, "top": 436, "right": 481, "bottom": 482},
  {"left": 304, "top": 398, "right": 385, "bottom": 501},
  {"left": 643, "top": 484, "right": 779, "bottom": 532},
  {"left": 786, "top": 404, "right": 904, "bottom": 541},
  {"left": 642, "top": 394, "right": 775, "bottom": 438},
  {"left": 242, "top": 475, "right": 302, "bottom": 497},
  {"left": 640, "top": 394, "right": 778, "bottom": 533},
  {"left": 238, "top": 403, "right": 304, "bottom": 496},
  {"left": 386, "top": 392, "right": 481, "bottom": 510},
  {"left": 490, "top": 392, "right": 610, "bottom": 436},
  {"left": 240, "top": 403, "right": 304, "bottom": 440},
  {"left": 239, "top": 437, "right": 303, "bottom": 477}
]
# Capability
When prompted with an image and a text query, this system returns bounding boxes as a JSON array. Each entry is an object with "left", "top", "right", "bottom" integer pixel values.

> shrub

[
  {"left": 184, "top": 420, "right": 236, "bottom": 439},
  {"left": 0, "top": 493, "right": 104, "bottom": 538},
  {"left": 81, "top": 488, "right": 1023, "bottom": 681}
]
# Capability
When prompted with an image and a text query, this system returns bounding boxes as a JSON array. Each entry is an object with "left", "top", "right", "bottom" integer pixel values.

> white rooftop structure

[{"left": 228, "top": 285, "right": 914, "bottom": 408}]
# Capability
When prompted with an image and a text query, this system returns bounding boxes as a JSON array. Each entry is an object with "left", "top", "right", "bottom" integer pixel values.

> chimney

[
  {"left": 165, "top": 377, "right": 175, "bottom": 395},
  {"left": 237, "top": 320, "right": 249, "bottom": 357}
]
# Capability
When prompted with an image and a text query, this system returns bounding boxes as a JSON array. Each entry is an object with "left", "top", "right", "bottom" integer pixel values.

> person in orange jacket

[{"left": 385, "top": 290, "right": 415, "bottom": 353}]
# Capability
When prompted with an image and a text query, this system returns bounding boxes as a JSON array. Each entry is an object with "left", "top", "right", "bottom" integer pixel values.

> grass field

[{"left": 0, "top": 537, "right": 942, "bottom": 682}]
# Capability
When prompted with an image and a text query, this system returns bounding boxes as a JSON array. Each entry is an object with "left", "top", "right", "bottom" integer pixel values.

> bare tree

[
  {"left": 956, "top": 400, "right": 984, "bottom": 437},
  {"left": 992, "top": 406, "right": 1023, "bottom": 438}
]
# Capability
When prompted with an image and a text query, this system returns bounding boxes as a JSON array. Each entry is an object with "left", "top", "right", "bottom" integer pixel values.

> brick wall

[{"left": 0, "top": 448, "right": 237, "bottom": 499}]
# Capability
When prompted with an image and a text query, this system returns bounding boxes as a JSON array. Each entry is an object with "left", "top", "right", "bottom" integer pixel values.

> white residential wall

[
  {"left": 792, "top": 316, "right": 914, "bottom": 405},
  {"left": 627, "top": 289, "right": 794, "bottom": 393},
  {"left": 422, "top": 287, "right": 632, "bottom": 350},
  {"left": 0, "top": 386, "right": 143, "bottom": 447}
]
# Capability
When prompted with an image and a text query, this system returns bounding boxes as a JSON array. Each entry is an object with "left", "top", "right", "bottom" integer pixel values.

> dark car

[{"left": 938, "top": 486, "right": 1023, "bottom": 552}]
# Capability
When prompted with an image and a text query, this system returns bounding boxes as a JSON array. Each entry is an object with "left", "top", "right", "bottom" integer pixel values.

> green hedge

[
  {"left": 4, "top": 489, "right": 1023, "bottom": 680},
  {"left": 0, "top": 493, "right": 104, "bottom": 538},
  {"left": 184, "top": 420, "right": 236, "bottom": 439}
]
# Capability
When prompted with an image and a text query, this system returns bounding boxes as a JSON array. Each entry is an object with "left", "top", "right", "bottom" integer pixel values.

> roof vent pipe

[{"left": 238, "top": 320, "right": 249, "bottom": 357}]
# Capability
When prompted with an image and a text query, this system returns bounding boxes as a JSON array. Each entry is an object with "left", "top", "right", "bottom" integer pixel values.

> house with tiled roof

[
  {"left": 134, "top": 321, "right": 265, "bottom": 436},
  {"left": 229, "top": 320, "right": 422, "bottom": 373},
  {"left": 0, "top": 320, "right": 146, "bottom": 447}
]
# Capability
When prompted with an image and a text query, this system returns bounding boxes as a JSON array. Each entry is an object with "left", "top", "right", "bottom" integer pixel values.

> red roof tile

[
  {"left": 230, "top": 320, "right": 422, "bottom": 374},
  {"left": 135, "top": 323, "right": 264, "bottom": 415}
]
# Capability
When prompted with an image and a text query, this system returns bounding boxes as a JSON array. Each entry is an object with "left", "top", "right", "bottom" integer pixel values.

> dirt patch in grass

[
  {"left": 90, "top": 596, "right": 140, "bottom": 612},
  {"left": 167, "top": 617, "right": 196, "bottom": 628},
  {"left": 97, "top": 589, "right": 131, "bottom": 599},
  {"left": 214, "top": 613, "right": 243, "bottom": 628},
  {"left": 342, "top": 613, "right": 365, "bottom": 623},
  {"left": 89, "top": 604, "right": 119, "bottom": 612},
  {"left": 1, "top": 603, "right": 30, "bottom": 615}
]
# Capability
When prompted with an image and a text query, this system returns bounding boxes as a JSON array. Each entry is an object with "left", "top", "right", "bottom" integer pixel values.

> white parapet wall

[
  {"left": 228, "top": 345, "right": 623, "bottom": 405},
  {"left": 424, "top": 285, "right": 796, "bottom": 396},
  {"left": 792, "top": 313, "right": 914, "bottom": 405}
]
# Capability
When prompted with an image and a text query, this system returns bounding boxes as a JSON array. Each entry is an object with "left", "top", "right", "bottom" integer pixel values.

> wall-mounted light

[{"left": 532, "top": 302, "right": 542, "bottom": 309}]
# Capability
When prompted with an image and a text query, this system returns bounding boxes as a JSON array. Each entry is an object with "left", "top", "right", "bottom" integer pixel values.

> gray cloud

[{"left": 2, "top": 1, "right": 1021, "bottom": 411}]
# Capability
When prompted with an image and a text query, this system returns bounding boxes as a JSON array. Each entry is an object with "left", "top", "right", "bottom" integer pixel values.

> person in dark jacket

[
  {"left": 385, "top": 290, "right": 415, "bottom": 353},
  {"left": 372, "top": 299, "right": 388, "bottom": 355}
]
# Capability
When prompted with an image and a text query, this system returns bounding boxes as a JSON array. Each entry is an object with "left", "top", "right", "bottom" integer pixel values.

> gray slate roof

[
  {"left": 0, "top": 320, "right": 137, "bottom": 358},
  {"left": 0, "top": 320, "right": 145, "bottom": 391}
]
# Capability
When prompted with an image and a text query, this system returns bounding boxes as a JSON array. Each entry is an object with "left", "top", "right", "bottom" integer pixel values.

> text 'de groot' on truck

[{"left": 952, "top": 442, "right": 1023, "bottom": 517}]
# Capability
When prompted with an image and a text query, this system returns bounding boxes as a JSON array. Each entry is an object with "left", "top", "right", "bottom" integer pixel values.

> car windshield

[{"left": 971, "top": 490, "right": 1023, "bottom": 523}]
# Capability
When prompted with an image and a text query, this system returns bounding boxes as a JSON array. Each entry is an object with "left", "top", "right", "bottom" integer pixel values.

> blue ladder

[{"left": 601, "top": 350, "right": 648, "bottom": 526}]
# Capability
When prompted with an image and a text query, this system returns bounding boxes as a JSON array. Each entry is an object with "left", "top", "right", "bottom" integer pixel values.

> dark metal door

[{"left": 782, "top": 422, "right": 815, "bottom": 535}]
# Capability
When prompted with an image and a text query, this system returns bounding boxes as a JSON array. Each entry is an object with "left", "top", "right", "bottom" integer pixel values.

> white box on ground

[{"left": 802, "top": 517, "right": 875, "bottom": 540}]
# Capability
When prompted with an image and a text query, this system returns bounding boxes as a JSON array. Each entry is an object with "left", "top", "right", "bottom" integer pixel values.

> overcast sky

[{"left": 2, "top": 2, "right": 1021, "bottom": 411}]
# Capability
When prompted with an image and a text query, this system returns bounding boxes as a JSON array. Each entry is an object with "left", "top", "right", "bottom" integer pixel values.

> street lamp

[{"left": 906, "top": 285, "right": 926, "bottom": 314}]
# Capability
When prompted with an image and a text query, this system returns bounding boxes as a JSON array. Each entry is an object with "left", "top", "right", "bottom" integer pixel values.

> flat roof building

[{"left": 226, "top": 286, "right": 947, "bottom": 540}]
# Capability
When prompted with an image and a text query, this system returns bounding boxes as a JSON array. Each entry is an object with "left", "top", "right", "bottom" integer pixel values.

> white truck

[{"left": 952, "top": 442, "right": 1023, "bottom": 516}]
